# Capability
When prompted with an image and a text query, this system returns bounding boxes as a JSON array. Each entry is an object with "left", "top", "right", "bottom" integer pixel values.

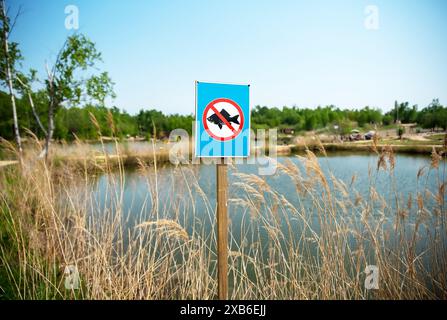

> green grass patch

[
  {"left": 425, "top": 133, "right": 446, "bottom": 142},
  {"left": 379, "top": 139, "right": 442, "bottom": 146}
]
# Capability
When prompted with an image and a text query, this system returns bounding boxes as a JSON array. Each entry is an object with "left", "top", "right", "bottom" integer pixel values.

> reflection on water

[{"left": 81, "top": 152, "right": 442, "bottom": 223}]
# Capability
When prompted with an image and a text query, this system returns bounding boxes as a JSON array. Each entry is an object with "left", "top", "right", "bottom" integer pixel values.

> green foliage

[
  {"left": 252, "top": 105, "right": 384, "bottom": 132},
  {"left": 54, "top": 105, "right": 138, "bottom": 140},
  {"left": 0, "top": 6, "right": 23, "bottom": 85},
  {"left": 86, "top": 72, "right": 116, "bottom": 105},
  {"left": 0, "top": 88, "right": 195, "bottom": 141},
  {"left": 417, "top": 99, "right": 447, "bottom": 130},
  {"left": 0, "top": 91, "right": 13, "bottom": 139},
  {"left": 382, "top": 114, "right": 393, "bottom": 126},
  {"left": 338, "top": 119, "right": 355, "bottom": 135},
  {"left": 1, "top": 89, "right": 447, "bottom": 142},
  {"left": 387, "top": 101, "right": 418, "bottom": 124},
  {"left": 252, "top": 102, "right": 447, "bottom": 134},
  {"left": 136, "top": 109, "right": 194, "bottom": 138},
  {"left": 305, "top": 113, "right": 317, "bottom": 131},
  {"left": 48, "top": 34, "right": 115, "bottom": 110}
]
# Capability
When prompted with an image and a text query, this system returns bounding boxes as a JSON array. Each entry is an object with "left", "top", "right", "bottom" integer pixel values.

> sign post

[
  {"left": 216, "top": 158, "right": 228, "bottom": 300},
  {"left": 195, "top": 81, "right": 250, "bottom": 300}
]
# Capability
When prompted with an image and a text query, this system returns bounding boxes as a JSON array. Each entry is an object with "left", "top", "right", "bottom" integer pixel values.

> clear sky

[{"left": 6, "top": 0, "right": 447, "bottom": 115}]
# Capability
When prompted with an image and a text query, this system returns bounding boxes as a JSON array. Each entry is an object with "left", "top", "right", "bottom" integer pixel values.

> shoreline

[
  {"left": 0, "top": 140, "right": 444, "bottom": 169},
  {"left": 51, "top": 142, "right": 446, "bottom": 170},
  {"left": 0, "top": 138, "right": 445, "bottom": 169},
  {"left": 285, "top": 142, "right": 443, "bottom": 155}
]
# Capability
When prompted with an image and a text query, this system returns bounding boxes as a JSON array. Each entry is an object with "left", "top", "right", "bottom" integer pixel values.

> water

[
  {"left": 68, "top": 152, "right": 445, "bottom": 242},
  {"left": 86, "top": 152, "right": 441, "bottom": 212},
  {"left": 63, "top": 152, "right": 446, "bottom": 288}
]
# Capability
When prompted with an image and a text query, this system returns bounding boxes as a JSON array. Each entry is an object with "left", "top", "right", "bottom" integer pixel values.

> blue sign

[{"left": 195, "top": 81, "right": 250, "bottom": 158}]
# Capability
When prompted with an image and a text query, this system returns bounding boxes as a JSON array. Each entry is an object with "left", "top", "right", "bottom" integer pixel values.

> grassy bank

[
  {"left": 0, "top": 131, "right": 446, "bottom": 299},
  {"left": 274, "top": 141, "right": 444, "bottom": 156},
  {"left": 306, "top": 142, "right": 443, "bottom": 154}
]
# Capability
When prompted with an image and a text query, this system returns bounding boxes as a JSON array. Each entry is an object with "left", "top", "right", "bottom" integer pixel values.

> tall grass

[{"left": 0, "top": 126, "right": 446, "bottom": 300}]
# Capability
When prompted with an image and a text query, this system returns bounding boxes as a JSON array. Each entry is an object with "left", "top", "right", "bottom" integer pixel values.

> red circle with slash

[{"left": 203, "top": 98, "right": 244, "bottom": 141}]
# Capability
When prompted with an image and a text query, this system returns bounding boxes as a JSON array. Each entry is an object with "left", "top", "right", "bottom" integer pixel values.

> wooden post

[{"left": 216, "top": 157, "right": 228, "bottom": 300}]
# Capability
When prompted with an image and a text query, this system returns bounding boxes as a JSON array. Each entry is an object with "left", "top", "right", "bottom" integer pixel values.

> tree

[
  {"left": 339, "top": 119, "right": 354, "bottom": 136},
  {"left": 357, "top": 111, "right": 368, "bottom": 127},
  {"left": 305, "top": 114, "right": 317, "bottom": 131},
  {"left": 382, "top": 114, "right": 393, "bottom": 126},
  {"left": 282, "top": 106, "right": 301, "bottom": 126},
  {"left": 417, "top": 99, "right": 447, "bottom": 130},
  {"left": 41, "top": 34, "right": 114, "bottom": 159},
  {"left": 0, "top": 0, "right": 22, "bottom": 156}
]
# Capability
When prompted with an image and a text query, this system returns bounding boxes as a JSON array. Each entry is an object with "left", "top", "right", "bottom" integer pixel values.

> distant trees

[
  {"left": 381, "top": 99, "right": 447, "bottom": 130},
  {"left": 251, "top": 101, "right": 447, "bottom": 133},
  {"left": 382, "top": 114, "right": 393, "bottom": 126},
  {"left": 1, "top": 89, "right": 446, "bottom": 143},
  {"left": 251, "top": 106, "right": 282, "bottom": 129},
  {"left": 54, "top": 105, "right": 136, "bottom": 140},
  {"left": 418, "top": 99, "right": 447, "bottom": 130},
  {"left": 305, "top": 114, "right": 317, "bottom": 131},
  {"left": 386, "top": 101, "right": 418, "bottom": 124},
  {"left": 136, "top": 109, "right": 193, "bottom": 138},
  {"left": 0, "top": 89, "right": 195, "bottom": 141},
  {"left": 251, "top": 105, "right": 385, "bottom": 132}
]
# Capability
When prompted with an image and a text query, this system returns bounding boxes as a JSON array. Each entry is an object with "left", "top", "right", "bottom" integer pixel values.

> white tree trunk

[
  {"left": 1, "top": 0, "right": 22, "bottom": 156},
  {"left": 28, "top": 90, "right": 47, "bottom": 136},
  {"left": 16, "top": 76, "right": 48, "bottom": 136}
]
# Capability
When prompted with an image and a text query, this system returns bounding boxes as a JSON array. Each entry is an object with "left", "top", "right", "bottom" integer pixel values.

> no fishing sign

[
  {"left": 195, "top": 81, "right": 250, "bottom": 157},
  {"left": 194, "top": 80, "right": 250, "bottom": 299}
]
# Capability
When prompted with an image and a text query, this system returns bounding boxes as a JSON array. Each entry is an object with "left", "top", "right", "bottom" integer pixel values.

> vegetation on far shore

[{"left": 1, "top": 88, "right": 447, "bottom": 143}]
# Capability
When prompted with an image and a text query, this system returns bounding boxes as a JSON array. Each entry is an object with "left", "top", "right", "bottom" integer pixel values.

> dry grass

[{"left": 0, "top": 127, "right": 446, "bottom": 300}]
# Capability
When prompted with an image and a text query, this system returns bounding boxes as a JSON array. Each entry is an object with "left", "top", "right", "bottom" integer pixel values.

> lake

[
  {"left": 59, "top": 151, "right": 446, "bottom": 297},
  {"left": 65, "top": 152, "right": 444, "bottom": 249}
]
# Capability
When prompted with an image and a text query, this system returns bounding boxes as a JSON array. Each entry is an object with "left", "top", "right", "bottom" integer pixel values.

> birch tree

[
  {"left": 41, "top": 34, "right": 115, "bottom": 159},
  {"left": 0, "top": 0, "right": 22, "bottom": 155}
]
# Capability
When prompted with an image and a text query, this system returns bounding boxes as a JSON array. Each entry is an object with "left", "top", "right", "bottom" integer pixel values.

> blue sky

[{"left": 6, "top": 0, "right": 447, "bottom": 115}]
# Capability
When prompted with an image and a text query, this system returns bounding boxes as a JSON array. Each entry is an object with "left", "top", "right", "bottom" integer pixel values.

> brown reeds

[{"left": 0, "top": 124, "right": 446, "bottom": 300}]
